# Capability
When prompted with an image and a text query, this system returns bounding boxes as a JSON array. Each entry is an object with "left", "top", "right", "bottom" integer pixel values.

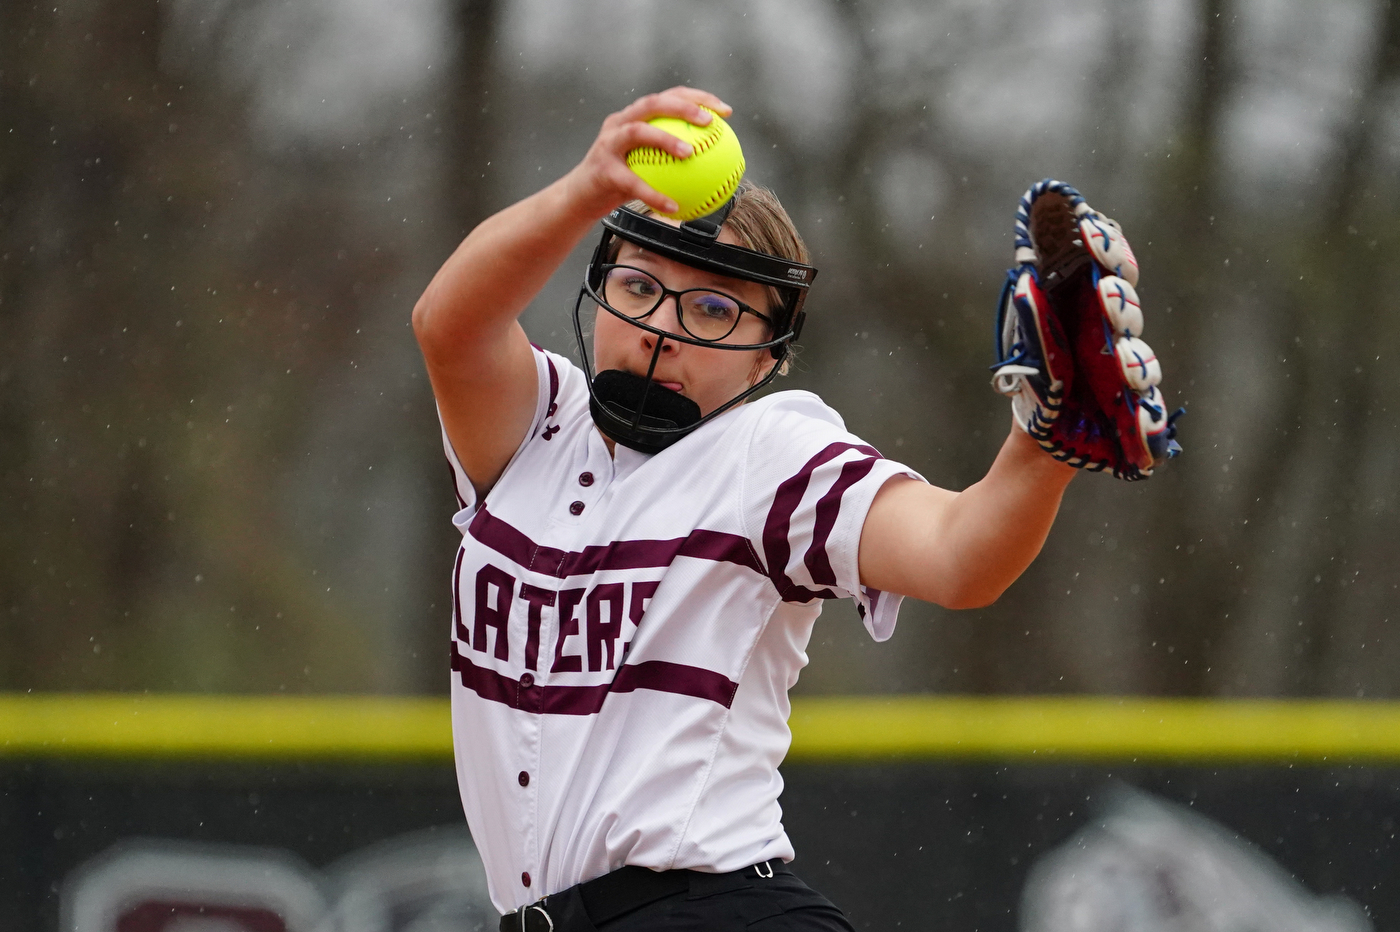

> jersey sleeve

[
  {"left": 438, "top": 345, "right": 561, "bottom": 535},
  {"left": 739, "top": 393, "right": 926, "bottom": 642}
]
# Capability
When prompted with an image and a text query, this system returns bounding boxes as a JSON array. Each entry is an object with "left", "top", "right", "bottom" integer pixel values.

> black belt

[{"left": 500, "top": 859, "right": 789, "bottom": 932}]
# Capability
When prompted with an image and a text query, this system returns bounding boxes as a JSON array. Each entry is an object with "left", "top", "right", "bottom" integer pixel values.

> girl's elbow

[
  {"left": 411, "top": 292, "right": 436, "bottom": 342},
  {"left": 940, "top": 594, "right": 999, "bottom": 611},
  {"left": 412, "top": 291, "right": 455, "bottom": 360},
  {"left": 935, "top": 580, "right": 1008, "bottom": 611}
]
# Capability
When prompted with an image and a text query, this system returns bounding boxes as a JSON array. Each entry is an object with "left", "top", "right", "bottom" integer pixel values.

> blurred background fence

[
  {"left": 2, "top": 694, "right": 1398, "bottom": 930},
  {"left": 5, "top": 0, "right": 1400, "bottom": 928}
]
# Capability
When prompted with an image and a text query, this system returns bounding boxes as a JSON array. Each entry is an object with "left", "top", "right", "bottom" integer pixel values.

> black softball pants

[{"left": 499, "top": 861, "right": 855, "bottom": 932}]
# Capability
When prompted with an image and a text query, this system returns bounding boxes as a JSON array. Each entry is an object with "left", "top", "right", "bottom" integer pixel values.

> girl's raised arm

[{"left": 412, "top": 87, "right": 729, "bottom": 497}]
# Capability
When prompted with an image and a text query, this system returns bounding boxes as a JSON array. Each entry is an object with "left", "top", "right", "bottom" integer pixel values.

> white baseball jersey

[{"left": 441, "top": 346, "right": 923, "bottom": 914}]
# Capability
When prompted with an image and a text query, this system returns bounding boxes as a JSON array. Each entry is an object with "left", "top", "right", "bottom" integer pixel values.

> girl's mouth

[{"left": 655, "top": 380, "right": 684, "bottom": 393}]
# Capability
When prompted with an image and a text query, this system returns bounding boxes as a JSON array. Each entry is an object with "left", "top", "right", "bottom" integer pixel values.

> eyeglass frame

[{"left": 591, "top": 263, "right": 776, "bottom": 346}]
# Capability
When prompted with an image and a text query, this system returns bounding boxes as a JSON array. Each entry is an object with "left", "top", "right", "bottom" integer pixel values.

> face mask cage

[{"left": 571, "top": 204, "right": 818, "bottom": 454}]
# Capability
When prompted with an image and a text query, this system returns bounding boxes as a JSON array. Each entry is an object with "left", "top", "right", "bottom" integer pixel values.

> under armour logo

[{"left": 541, "top": 424, "right": 559, "bottom": 441}]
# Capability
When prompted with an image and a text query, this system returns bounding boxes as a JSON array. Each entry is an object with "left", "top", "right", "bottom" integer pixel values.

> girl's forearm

[{"left": 933, "top": 428, "right": 1076, "bottom": 607}]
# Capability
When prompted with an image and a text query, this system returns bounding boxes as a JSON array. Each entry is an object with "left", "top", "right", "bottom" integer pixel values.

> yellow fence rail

[
  {"left": 784, "top": 695, "right": 1400, "bottom": 762},
  {"left": 3, "top": 693, "right": 1400, "bottom": 762}
]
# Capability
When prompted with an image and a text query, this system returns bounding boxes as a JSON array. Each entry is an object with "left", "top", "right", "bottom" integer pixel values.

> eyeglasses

[{"left": 598, "top": 265, "right": 773, "bottom": 343}]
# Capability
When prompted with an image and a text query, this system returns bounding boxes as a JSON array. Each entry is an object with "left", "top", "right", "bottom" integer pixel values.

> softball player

[{"left": 413, "top": 87, "right": 1076, "bottom": 931}]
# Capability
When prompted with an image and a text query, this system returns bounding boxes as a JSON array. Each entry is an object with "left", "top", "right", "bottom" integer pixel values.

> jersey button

[
  {"left": 569, "top": 500, "right": 585, "bottom": 515},
  {"left": 519, "top": 672, "right": 534, "bottom": 688},
  {"left": 522, "top": 872, "right": 532, "bottom": 887},
  {"left": 518, "top": 771, "right": 530, "bottom": 787},
  {"left": 578, "top": 472, "right": 594, "bottom": 487}
]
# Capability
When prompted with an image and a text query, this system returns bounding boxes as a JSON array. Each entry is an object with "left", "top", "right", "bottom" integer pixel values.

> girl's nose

[{"left": 643, "top": 297, "right": 683, "bottom": 349}]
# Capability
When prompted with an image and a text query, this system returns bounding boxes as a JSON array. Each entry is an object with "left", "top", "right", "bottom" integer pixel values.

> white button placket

[
  {"left": 567, "top": 432, "right": 613, "bottom": 520},
  {"left": 530, "top": 432, "right": 612, "bottom": 893},
  {"left": 518, "top": 665, "right": 542, "bottom": 897}
]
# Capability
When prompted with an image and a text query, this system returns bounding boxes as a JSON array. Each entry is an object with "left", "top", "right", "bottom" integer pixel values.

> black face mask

[
  {"left": 572, "top": 201, "right": 818, "bottom": 455},
  {"left": 588, "top": 370, "right": 703, "bottom": 454}
]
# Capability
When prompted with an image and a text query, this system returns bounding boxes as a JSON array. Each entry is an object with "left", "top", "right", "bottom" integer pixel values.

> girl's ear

[{"left": 748, "top": 351, "right": 777, "bottom": 387}]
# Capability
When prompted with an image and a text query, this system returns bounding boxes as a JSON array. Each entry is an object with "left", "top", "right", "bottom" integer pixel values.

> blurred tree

[
  {"left": 0, "top": 0, "right": 409, "bottom": 691},
  {"left": 1136, "top": 0, "right": 1243, "bottom": 694},
  {"left": 444, "top": 0, "right": 503, "bottom": 232},
  {"left": 5, "top": 0, "right": 1399, "bottom": 699},
  {"left": 1287, "top": 0, "right": 1400, "bottom": 695}
]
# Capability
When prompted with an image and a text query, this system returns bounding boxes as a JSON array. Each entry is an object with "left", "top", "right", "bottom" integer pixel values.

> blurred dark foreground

[{"left": 2, "top": 758, "right": 1391, "bottom": 932}]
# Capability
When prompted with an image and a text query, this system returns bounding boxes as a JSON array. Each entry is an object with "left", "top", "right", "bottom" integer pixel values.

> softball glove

[{"left": 990, "top": 179, "right": 1182, "bottom": 480}]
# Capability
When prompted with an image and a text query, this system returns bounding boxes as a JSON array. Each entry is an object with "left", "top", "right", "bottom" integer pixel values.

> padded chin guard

[
  {"left": 590, "top": 369, "right": 702, "bottom": 455},
  {"left": 990, "top": 179, "right": 1182, "bottom": 480}
]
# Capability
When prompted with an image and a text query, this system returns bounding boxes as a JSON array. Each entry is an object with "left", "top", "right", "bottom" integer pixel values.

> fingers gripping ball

[
  {"left": 990, "top": 178, "right": 1182, "bottom": 479},
  {"left": 626, "top": 108, "right": 746, "bottom": 221}
]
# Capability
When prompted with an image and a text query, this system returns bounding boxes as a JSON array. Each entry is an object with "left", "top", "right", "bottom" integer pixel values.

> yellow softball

[{"left": 626, "top": 108, "right": 746, "bottom": 222}]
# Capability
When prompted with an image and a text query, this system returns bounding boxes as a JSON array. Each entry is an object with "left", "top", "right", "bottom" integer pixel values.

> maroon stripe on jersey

[
  {"left": 469, "top": 507, "right": 570, "bottom": 576},
  {"left": 566, "top": 529, "right": 763, "bottom": 576},
  {"left": 451, "top": 545, "right": 469, "bottom": 647},
  {"left": 763, "top": 442, "right": 880, "bottom": 603},
  {"left": 678, "top": 528, "right": 765, "bottom": 574},
  {"left": 467, "top": 507, "right": 762, "bottom": 578},
  {"left": 452, "top": 645, "right": 519, "bottom": 706},
  {"left": 545, "top": 355, "right": 560, "bottom": 418},
  {"left": 612, "top": 660, "right": 739, "bottom": 707},
  {"left": 451, "top": 646, "right": 738, "bottom": 713},
  {"left": 805, "top": 455, "right": 880, "bottom": 587},
  {"left": 568, "top": 537, "right": 687, "bottom": 575},
  {"left": 538, "top": 682, "right": 605, "bottom": 715}
]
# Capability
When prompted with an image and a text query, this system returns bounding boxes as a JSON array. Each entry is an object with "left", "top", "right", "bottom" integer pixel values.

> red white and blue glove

[{"left": 991, "top": 179, "right": 1182, "bottom": 480}]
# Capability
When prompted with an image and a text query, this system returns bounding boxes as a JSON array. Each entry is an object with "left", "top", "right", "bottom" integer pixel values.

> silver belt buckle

[
  {"left": 508, "top": 904, "right": 554, "bottom": 932},
  {"left": 753, "top": 859, "right": 775, "bottom": 879}
]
